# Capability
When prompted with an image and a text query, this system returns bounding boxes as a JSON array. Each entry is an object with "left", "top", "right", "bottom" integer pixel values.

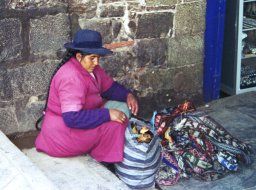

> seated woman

[{"left": 35, "top": 29, "right": 138, "bottom": 163}]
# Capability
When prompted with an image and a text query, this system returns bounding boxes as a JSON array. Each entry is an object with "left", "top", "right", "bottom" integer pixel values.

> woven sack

[{"left": 115, "top": 117, "right": 161, "bottom": 189}]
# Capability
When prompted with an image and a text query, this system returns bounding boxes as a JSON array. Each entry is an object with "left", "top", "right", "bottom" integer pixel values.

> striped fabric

[{"left": 115, "top": 117, "right": 161, "bottom": 189}]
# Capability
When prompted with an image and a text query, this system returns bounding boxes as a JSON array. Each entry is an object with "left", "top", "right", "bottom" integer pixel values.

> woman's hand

[
  {"left": 127, "top": 93, "right": 139, "bottom": 116},
  {"left": 109, "top": 109, "right": 127, "bottom": 123}
]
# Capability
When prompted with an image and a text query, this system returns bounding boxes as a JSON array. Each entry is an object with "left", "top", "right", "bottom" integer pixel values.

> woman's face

[{"left": 76, "top": 53, "right": 100, "bottom": 73}]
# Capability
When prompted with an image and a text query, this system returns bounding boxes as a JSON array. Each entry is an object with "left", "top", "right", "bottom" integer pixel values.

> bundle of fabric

[
  {"left": 151, "top": 101, "right": 253, "bottom": 186},
  {"left": 115, "top": 117, "right": 161, "bottom": 189}
]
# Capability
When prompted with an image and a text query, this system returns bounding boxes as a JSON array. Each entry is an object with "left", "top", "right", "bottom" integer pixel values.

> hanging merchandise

[{"left": 151, "top": 100, "right": 253, "bottom": 186}]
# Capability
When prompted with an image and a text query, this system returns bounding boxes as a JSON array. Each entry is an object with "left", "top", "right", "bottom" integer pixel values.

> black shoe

[
  {"left": 101, "top": 162, "right": 116, "bottom": 174},
  {"left": 155, "top": 183, "right": 163, "bottom": 190}
]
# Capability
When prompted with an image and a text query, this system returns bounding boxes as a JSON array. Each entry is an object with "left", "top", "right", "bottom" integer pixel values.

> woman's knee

[{"left": 104, "top": 101, "right": 131, "bottom": 118}]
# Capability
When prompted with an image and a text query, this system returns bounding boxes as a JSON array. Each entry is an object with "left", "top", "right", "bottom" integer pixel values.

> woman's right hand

[{"left": 109, "top": 109, "right": 127, "bottom": 123}]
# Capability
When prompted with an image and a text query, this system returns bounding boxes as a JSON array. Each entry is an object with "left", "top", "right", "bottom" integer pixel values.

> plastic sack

[{"left": 115, "top": 117, "right": 161, "bottom": 189}]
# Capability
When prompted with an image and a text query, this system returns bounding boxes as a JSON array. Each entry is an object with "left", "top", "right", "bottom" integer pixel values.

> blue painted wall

[{"left": 204, "top": 0, "right": 226, "bottom": 102}]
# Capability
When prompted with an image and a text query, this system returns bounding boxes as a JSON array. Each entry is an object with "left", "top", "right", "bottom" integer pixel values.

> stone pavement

[
  {"left": 1, "top": 131, "right": 133, "bottom": 190},
  {"left": 23, "top": 148, "right": 130, "bottom": 190},
  {"left": 0, "top": 130, "right": 57, "bottom": 190},
  {"left": 0, "top": 91, "right": 256, "bottom": 190}
]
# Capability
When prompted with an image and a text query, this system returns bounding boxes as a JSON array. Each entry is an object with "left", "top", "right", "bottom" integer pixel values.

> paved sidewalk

[
  {"left": 0, "top": 131, "right": 57, "bottom": 190},
  {"left": 23, "top": 148, "right": 130, "bottom": 190},
  {"left": 1, "top": 91, "right": 255, "bottom": 190}
]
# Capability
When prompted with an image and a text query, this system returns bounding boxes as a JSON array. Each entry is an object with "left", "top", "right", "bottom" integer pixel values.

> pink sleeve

[
  {"left": 57, "top": 77, "right": 86, "bottom": 113},
  {"left": 95, "top": 66, "right": 114, "bottom": 92}
]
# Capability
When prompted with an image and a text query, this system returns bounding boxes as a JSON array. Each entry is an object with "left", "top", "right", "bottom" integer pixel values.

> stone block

[
  {"left": 0, "top": 0, "right": 6, "bottom": 8},
  {"left": 112, "top": 20, "right": 122, "bottom": 38},
  {"left": 100, "top": 4, "right": 125, "bottom": 17},
  {"left": 145, "top": 0, "right": 178, "bottom": 6},
  {"left": 0, "top": 69, "right": 13, "bottom": 101},
  {"left": 24, "top": 148, "right": 129, "bottom": 190},
  {"left": 137, "top": 88, "right": 176, "bottom": 117},
  {"left": 134, "top": 38, "right": 168, "bottom": 67},
  {"left": 175, "top": 1, "right": 206, "bottom": 36},
  {"left": 100, "top": 49, "right": 137, "bottom": 91},
  {"left": 68, "top": 0, "right": 97, "bottom": 17},
  {"left": 127, "top": 2, "right": 145, "bottom": 12},
  {"left": 6, "top": 0, "right": 67, "bottom": 9},
  {"left": 70, "top": 13, "right": 81, "bottom": 37},
  {"left": 134, "top": 12, "right": 173, "bottom": 39},
  {"left": 183, "top": 0, "right": 199, "bottom": 2},
  {"left": 8, "top": 60, "right": 59, "bottom": 99},
  {"left": 79, "top": 18, "right": 122, "bottom": 43},
  {"left": 0, "top": 106, "right": 19, "bottom": 135},
  {"left": 0, "top": 71, "right": 4, "bottom": 100},
  {"left": 14, "top": 96, "right": 45, "bottom": 132},
  {"left": 30, "top": 13, "right": 70, "bottom": 58},
  {"left": 102, "top": 0, "right": 121, "bottom": 3},
  {"left": 136, "top": 64, "right": 203, "bottom": 117},
  {"left": 172, "top": 64, "right": 203, "bottom": 93},
  {"left": 104, "top": 40, "right": 134, "bottom": 49},
  {"left": 168, "top": 34, "right": 204, "bottom": 67},
  {"left": 145, "top": 5, "right": 176, "bottom": 11},
  {"left": 0, "top": 18, "right": 23, "bottom": 62},
  {"left": 136, "top": 68, "right": 174, "bottom": 92},
  {"left": 100, "top": 50, "right": 136, "bottom": 78},
  {"left": 138, "top": 87, "right": 203, "bottom": 118},
  {"left": 136, "top": 64, "right": 202, "bottom": 96}
]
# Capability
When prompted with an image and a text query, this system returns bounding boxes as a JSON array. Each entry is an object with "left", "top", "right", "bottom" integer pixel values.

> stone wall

[{"left": 0, "top": 0, "right": 206, "bottom": 135}]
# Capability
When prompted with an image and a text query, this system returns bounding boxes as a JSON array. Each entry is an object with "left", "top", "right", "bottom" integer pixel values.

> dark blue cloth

[
  {"left": 63, "top": 108, "right": 110, "bottom": 129},
  {"left": 101, "top": 81, "right": 130, "bottom": 102}
]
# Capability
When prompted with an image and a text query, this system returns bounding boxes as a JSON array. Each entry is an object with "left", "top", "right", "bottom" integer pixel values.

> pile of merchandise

[{"left": 151, "top": 101, "right": 253, "bottom": 186}]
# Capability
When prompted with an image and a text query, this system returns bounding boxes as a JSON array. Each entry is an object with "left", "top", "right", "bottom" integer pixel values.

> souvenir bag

[
  {"left": 152, "top": 100, "right": 253, "bottom": 185},
  {"left": 114, "top": 117, "right": 161, "bottom": 189},
  {"left": 155, "top": 150, "right": 181, "bottom": 186}
]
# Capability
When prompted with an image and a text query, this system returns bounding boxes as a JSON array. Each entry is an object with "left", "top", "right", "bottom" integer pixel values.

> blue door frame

[{"left": 204, "top": 0, "right": 226, "bottom": 102}]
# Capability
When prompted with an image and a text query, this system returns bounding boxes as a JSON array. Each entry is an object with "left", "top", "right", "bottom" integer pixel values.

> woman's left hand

[{"left": 127, "top": 93, "right": 139, "bottom": 116}]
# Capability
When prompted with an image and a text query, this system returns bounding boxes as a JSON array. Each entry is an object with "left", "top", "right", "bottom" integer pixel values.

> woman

[{"left": 35, "top": 29, "right": 138, "bottom": 163}]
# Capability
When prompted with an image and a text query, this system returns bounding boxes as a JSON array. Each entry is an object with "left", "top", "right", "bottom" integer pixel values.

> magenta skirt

[{"left": 35, "top": 101, "right": 129, "bottom": 163}]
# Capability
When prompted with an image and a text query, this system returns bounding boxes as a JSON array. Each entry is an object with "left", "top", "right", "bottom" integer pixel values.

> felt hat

[{"left": 64, "top": 29, "right": 113, "bottom": 55}]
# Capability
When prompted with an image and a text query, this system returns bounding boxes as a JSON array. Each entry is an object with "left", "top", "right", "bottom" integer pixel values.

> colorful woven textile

[{"left": 152, "top": 101, "right": 253, "bottom": 186}]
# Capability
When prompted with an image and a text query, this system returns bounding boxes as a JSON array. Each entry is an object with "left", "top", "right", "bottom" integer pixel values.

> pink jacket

[{"left": 35, "top": 57, "right": 115, "bottom": 157}]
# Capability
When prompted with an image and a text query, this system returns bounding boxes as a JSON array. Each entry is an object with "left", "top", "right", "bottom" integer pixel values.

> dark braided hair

[{"left": 35, "top": 49, "right": 77, "bottom": 130}]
